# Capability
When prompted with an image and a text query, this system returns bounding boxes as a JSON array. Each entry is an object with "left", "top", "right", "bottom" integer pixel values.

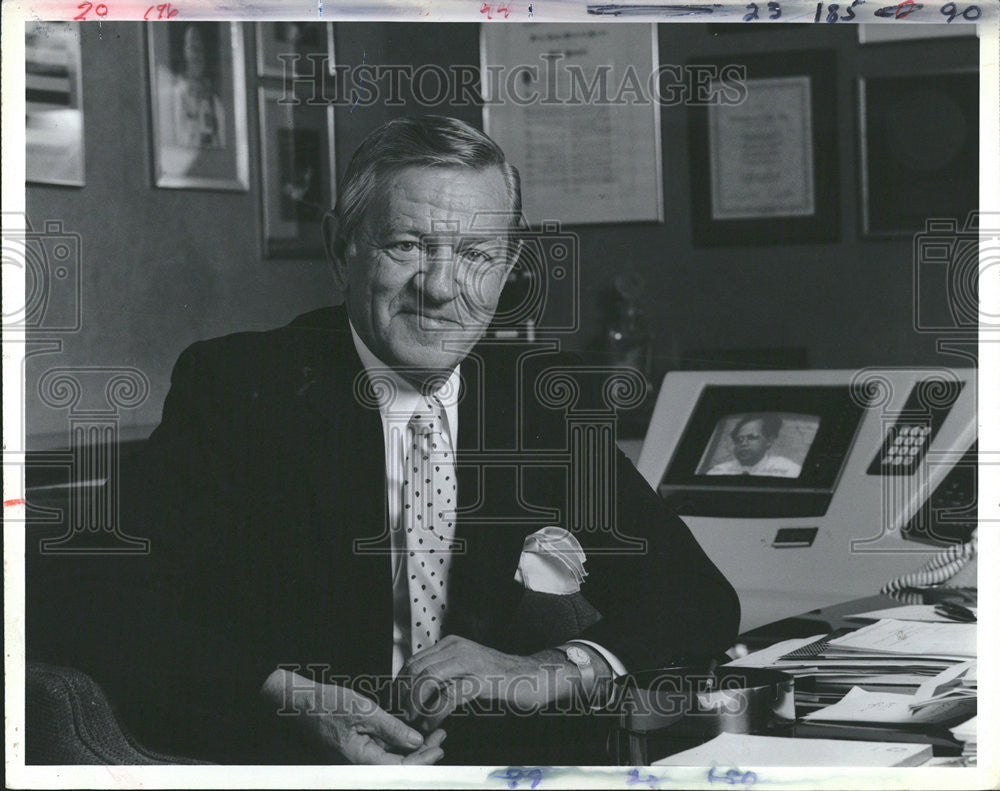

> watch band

[{"left": 557, "top": 643, "right": 596, "bottom": 692}]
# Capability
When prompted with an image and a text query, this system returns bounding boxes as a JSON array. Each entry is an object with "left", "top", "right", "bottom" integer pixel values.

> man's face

[
  {"left": 183, "top": 27, "right": 206, "bottom": 78},
  {"left": 732, "top": 419, "right": 772, "bottom": 467},
  {"left": 336, "top": 165, "right": 516, "bottom": 380}
]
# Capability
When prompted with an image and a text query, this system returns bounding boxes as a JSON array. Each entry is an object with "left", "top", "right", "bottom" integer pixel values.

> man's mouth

[{"left": 400, "top": 309, "right": 462, "bottom": 328}]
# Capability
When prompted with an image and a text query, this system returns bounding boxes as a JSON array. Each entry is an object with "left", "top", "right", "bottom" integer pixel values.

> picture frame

[
  {"left": 857, "top": 23, "right": 977, "bottom": 45},
  {"left": 858, "top": 71, "right": 978, "bottom": 237},
  {"left": 147, "top": 22, "right": 249, "bottom": 191},
  {"left": 257, "top": 85, "right": 336, "bottom": 258},
  {"left": 26, "top": 21, "right": 85, "bottom": 187},
  {"left": 481, "top": 23, "right": 663, "bottom": 226},
  {"left": 256, "top": 22, "right": 332, "bottom": 78},
  {"left": 688, "top": 51, "right": 839, "bottom": 247}
]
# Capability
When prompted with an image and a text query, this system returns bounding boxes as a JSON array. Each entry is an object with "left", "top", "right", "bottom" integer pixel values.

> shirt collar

[
  {"left": 348, "top": 319, "right": 461, "bottom": 430},
  {"left": 745, "top": 453, "right": 772, "bottom": 473}
]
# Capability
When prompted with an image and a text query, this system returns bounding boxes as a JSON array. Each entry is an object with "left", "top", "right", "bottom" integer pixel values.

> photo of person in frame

[
  {"left": 167, "top": 23, "right": 225, "bottom": 149},
  {"left": 702, "top": 412, "right": 818, "bottom": 478}
]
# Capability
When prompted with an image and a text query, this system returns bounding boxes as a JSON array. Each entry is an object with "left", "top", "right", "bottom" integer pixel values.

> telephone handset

[{"left": 881, "top": 529, "right": 977, "bottom": 596}]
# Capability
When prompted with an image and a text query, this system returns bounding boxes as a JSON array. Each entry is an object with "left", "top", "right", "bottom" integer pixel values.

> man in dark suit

[{"left": 35, "top": 116, "right": 739, "bottom": 765}]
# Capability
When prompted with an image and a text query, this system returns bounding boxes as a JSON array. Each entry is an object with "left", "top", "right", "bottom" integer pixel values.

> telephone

[{"left": 881, "top": 529, "right": 978, "bottom": 596}]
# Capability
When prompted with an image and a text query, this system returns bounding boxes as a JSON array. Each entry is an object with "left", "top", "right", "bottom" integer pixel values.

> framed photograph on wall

[
  {"left": 688, "top": 51, "right": 839, "bottom": 246},
  {"left": 256, "top": 22, "right": 332, "bottom": 78},
  {"left": 258, "top": 85, "right": 335, "bottom": 258},
  {"left": 26, "top": 21, "right": 85, "bottom": 186},
  {"left": 858, "top": 71, "right": 978, "bottom": 237},
  {"left": 147, "top": 22, "right": 249, "bottom": 191}
]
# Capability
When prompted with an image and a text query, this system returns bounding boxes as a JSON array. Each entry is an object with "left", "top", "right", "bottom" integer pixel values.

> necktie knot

[{"left": 410, "top": 398, "right": 446, "bottom": 440}]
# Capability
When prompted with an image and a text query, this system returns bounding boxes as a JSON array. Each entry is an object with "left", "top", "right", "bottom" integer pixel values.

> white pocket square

[{"left": 514, "top": 526, "right": 588, "bottom": 595}]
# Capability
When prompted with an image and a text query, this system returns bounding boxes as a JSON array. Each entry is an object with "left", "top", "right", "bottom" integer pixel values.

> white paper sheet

[
  {"left": 826, "top": 618, "right": 976, "bottom": 658},
  {"left": 653, "top": 732, "right": 932, "bottom": 767},
  {"left": 846, "top": 604, "right": 978, "bottom": 623},
  {"left": 802, "top": 686, "right": 976, "bottom": 725}
]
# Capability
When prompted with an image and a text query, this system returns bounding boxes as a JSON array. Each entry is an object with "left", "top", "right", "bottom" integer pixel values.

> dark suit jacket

[{"left": 31, "top": 305, "right": 739, "bottom": 762}]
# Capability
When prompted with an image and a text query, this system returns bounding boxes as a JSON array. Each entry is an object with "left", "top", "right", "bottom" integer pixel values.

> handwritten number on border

[
  {"left": 813, "top": 0, "right": 861, "bottom": 21},
  {"left": 941, "top": 2, "right": 982, "bottom": 19},
  {"left": 708, "top": 766, "right": 759, "bottom": 787},
  {"left": 499, "top": 767, "right": 544, "bottom": 789},
  {"left": 74, "top": 2, "right": 108, "bottom": 19}
]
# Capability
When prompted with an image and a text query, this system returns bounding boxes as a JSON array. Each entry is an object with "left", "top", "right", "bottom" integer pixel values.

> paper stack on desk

[
  {"left": 726, "top": 620, "right": 975, "bottom": 715},
  {"left": 847, "top": 604, "right": 978, "bottom": 624},
  {"left": 652, "top": 732, "right": 932, "bottom": 767},
  {"left": 792, "top": 637, "right": 976, "bottom": 753},
  {"left": 824, "top": 618, "right": 976, "bottom": 659},
  {"left": 801, "top": 681, "right": 976, "bottom": 728},
  {"left": 911, "top": 661, "right": 976, "bottom": 712}
]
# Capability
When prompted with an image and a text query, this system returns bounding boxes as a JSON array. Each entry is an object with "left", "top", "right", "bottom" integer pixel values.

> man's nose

[{"left": 418, "top": 245, "right": 459, "bottom": 303}]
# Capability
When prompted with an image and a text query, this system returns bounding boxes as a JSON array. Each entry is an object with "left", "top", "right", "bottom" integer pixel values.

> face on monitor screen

[{"left": 695, "top": 412, "right": 821, "bottom": 478}]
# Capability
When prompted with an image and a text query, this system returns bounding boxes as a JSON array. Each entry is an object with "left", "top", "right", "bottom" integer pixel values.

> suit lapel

[
  {"left": 449, "top": 343, "right": 529, "bottom": 647},
  {"left": 292, "top": 308, "right": 394, "bottom": 677}
]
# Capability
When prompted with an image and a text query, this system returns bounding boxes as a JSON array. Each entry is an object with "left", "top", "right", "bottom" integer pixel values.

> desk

[
  {"left": 607, "top": 589, "right": 976, "bottom": 765},
  {"left": 738, "top": 588, "right": 978, "bottom": 650}
]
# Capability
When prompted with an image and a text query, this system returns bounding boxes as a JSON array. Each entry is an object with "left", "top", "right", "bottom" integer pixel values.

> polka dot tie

[{"left": 404, "top": 396, "right": 457, "bottom": 654}]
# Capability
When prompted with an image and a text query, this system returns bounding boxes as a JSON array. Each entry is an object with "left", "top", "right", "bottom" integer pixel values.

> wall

[{"left": 25, "top": 22, "right": 978, "bottom": 447}]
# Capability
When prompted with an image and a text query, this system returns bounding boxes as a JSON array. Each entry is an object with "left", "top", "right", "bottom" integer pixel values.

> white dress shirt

[
  {"left": 348, "top": 322, "right": 626, "bottom": 681},
  {"left": 706, "top": 453, "right": 802, "bottom": 478}
]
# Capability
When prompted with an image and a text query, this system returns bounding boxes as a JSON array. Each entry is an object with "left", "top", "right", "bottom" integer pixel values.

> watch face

[{"left": 566, "top": 646, "right": 591, "bottom": 666}]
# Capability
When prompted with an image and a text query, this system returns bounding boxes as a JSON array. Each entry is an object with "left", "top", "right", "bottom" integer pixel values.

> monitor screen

[
  {"left": 659, "top": 385, "right": 867, "bottom": 518},
  {"left": 696, "top": 412, "right": 820, "bottom": 479}
]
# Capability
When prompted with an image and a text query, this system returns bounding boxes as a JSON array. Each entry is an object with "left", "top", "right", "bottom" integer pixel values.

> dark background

[{"left": 25, "top": 21, "right": 979, "bottom": 446}]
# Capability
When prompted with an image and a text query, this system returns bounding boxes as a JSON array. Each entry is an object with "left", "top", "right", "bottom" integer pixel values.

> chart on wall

[{"left": 481, "top": 24, "right": 663, "bottom": 227}]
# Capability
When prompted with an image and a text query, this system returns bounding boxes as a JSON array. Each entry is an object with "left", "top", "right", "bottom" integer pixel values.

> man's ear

[{"left": 322, "top": 210, "right": 349, "bottom": 293}]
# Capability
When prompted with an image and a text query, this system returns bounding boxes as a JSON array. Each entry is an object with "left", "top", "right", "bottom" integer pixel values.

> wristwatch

[{"left": 557, "top": 643, "right": 595, "bottom": 691}]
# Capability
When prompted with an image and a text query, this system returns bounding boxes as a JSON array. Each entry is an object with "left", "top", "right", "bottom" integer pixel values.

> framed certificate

[
  {"left": 481, "top": 23, "right": 663, "bottom": 227},
  {"left": 709, "top": 76, "right": 815, "bottom": 221},
  {"left": 689, "top": 51, "right": 839, "bottom": 246}
]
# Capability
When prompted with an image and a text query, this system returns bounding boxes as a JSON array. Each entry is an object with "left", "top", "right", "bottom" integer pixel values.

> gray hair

[{"left": 327, "top": 115, "right": 522, "bottom": 255}]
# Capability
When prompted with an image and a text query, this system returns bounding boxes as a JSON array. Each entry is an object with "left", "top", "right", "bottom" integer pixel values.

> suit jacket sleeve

[
  {"left": 62, "top": 340, "right": 283, "bottom": 759},
  {"left": 572, "top": 446, "right": 742, "bottom": 671},
  {"left": 526, "top": 355, "right": 740, "bottom": 672}
]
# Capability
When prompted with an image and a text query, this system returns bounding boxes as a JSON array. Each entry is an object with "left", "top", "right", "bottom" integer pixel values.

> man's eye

[
  {"left": 458, "top": 248, "right": 491, "bottom": 264},
  {"left": 385, "top": 241, "right": 423, "bottom": 259}
]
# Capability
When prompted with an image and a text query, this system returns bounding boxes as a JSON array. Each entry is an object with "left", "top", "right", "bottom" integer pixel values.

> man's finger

[
  {"left": 367, "top": 705, "right": 425, "bottom": 752},
  {"left": 410, "top": 660, "right": 454, "bottom": 715},
  {"left": 402, "top": 745, "right": 445, "bottom": 765},
  {"left": 402, "top": 635, "right": 464, "bottom": 676},
  {"left": 344, "top": 732, "right": 403, "bottom": 765},
  {"left": 422, "top": 677, "right": 479, "bottom": 731},
  {"left": 421, "top": 683, "right": 459, "bottom": 732},
  {"left": 401, "top": 644, "right": 452, "bottom": 679}
]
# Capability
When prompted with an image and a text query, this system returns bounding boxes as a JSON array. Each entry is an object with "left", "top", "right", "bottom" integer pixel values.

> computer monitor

[{"left": 637, "top": 369, "right": 977, "bottom": 631}]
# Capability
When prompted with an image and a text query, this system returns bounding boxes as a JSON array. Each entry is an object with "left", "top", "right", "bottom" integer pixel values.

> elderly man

[{"left": 36, "top": 116, "right": 739, "bottom": 765}]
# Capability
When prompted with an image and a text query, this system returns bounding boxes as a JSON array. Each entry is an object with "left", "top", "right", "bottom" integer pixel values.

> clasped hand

[
  {"left": 260, "top": 637, "right": 562, "bottom": 763},
  {"left": 395, "top": 635, "right": 554, "bottom": 731},
  {"left": 260, "top": 669, "right": 446, "bottom": 764}
]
